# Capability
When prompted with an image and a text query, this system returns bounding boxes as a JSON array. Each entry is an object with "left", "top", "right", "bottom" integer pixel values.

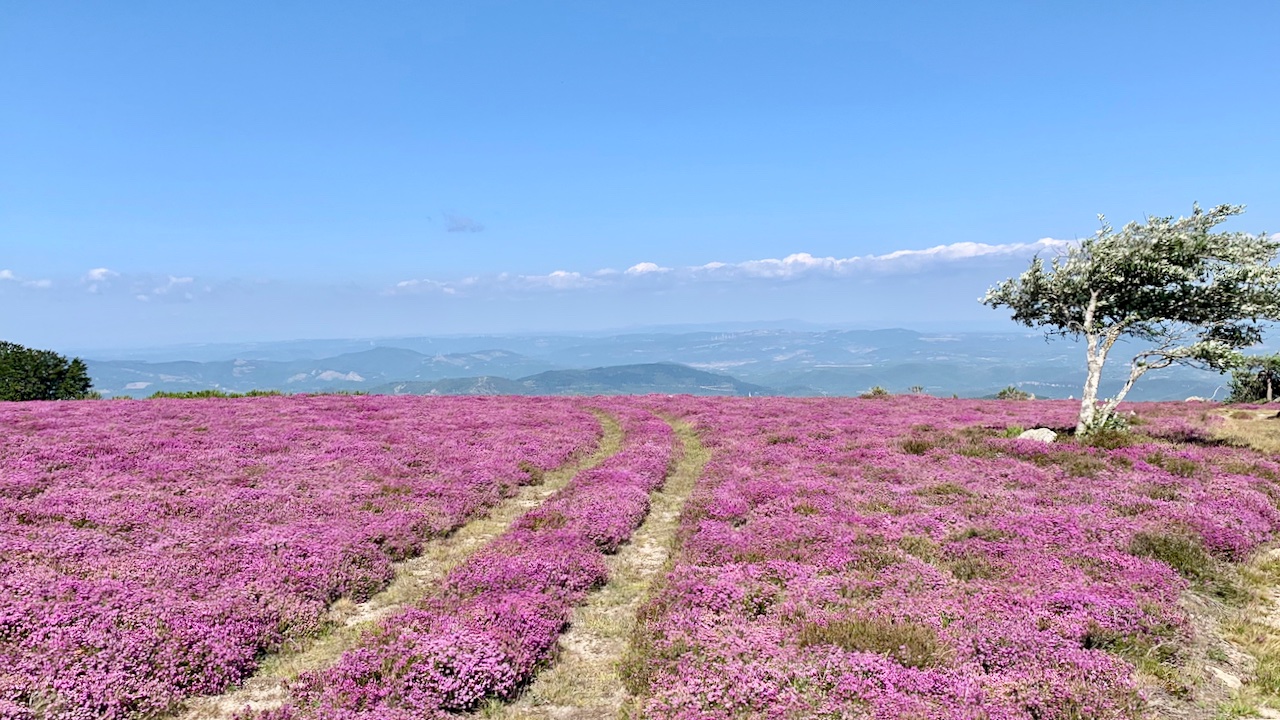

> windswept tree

[
  {"left": 983, "top": 204, "right": 1280, "bottom": 434},
  {"left": 0, "top": 341, "right": 94, "bottom": 401}
]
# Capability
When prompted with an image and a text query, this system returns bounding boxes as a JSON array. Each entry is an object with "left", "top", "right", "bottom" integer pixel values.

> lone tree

[
  {"left": 983, "top": 204, "right": 1280, "bottom": 434},
  {"left": 0, "top": 341, "right": 94, "bottom": 401}
]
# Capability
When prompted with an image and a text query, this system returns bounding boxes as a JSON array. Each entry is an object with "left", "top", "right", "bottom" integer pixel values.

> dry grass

[
  {"left": 1213, "top": 549, "right": 1280, "bottom": 719},
  {"left": 1212, "top": 408, "right": 1280, "bottom": 455},
  {"left": 478, "top": 419, "right": 708, "bottom": 720},
  {"left": 1199, "top": 408, "right": 1280, "bottom": 719},
  {"left": 171, "top": 412, "right": 624, "bottom": 720}
]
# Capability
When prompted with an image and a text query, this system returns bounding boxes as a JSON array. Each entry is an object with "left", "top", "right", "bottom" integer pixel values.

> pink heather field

[
  {"left": 264, "top": 401, "right": 678, "bottom": 719},
  {"left": 628, "top": 396, "right": 1280, "bottom": 719},
  {"left": 0, "top": 396, "right": 601, "bottom": 719},
  {"left": 3, "top": 394, "right": 1280, "bottom": 720}
]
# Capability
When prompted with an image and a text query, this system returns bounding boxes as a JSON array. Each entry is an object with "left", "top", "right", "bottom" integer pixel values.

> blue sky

[{"left": 2, "top": 1, "right": 1277, "bottom": 349}]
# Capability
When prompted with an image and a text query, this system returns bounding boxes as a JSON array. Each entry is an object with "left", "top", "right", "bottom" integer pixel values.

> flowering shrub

[
  {"left": 0, "top": 396, "right": 600, "bottom": 719},
  {"left": 7, "top": 394, "right": 1274, "bottom": 719},
  {"left": 626, "top": 396, "right": 1280, "bottom": 719},
  {"left": 275, "top": 403, "right": 676, "bottom": 718}
]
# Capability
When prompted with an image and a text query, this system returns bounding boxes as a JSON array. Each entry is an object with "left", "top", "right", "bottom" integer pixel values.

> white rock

[
  {"left": 1185, "top": 396, "right": 1208, "bottom": 402},
  {"left": 1017, "top": 428, "right": 1057, "bottom": 443},
  {"left": 1206, "top": 665, "right": 1243, "bottom": 689}
]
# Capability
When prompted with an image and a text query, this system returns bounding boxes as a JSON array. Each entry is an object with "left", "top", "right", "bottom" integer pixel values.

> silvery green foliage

[{"left": 983, "top": 204, "right": 1280, "bottom": 433}]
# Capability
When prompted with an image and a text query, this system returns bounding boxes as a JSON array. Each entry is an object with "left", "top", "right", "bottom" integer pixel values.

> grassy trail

[
  {"left": 171, "top": 412, "right": 624, "bottom": 720},
  {"left": 476, "top": 418, "right": 708, "bottom": 720},
  {"left": 1207, "top": 408, "right": 1280, "bottom": 719}
]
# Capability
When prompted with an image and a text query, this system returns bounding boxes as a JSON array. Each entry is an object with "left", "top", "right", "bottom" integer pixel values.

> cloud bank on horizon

[
  {"left": 0, "top": 237, "right": 1078, "bottom": 348},
  {"left": 389, "top": 238, "right": 1072, "bottom": 295}
]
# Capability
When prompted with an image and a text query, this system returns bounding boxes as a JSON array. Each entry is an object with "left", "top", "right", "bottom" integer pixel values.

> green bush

[
  {"left": 1227, "top": 354, "right": 1279, "bottom": 403},
  {"left": 995, "top": 385, "right": 1031, "bottom": 400},
  {"left": 147, "top": 388, "right": 284, "bottom": 399},
  {"left": 0, "top": 341, "right": 94, "bottom": 401}
]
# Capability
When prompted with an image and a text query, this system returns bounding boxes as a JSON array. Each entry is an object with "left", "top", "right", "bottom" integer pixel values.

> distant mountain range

[
  {"left": 83, "top": 328, "right": 1240, "bottom": 400},
  {"left": 370, "top": 363, "right": 771, "bottom": 396}
]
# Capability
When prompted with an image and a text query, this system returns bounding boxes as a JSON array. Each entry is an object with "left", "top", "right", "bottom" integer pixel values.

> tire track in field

[
  {"left": 475, "top": 417, "right": 708, "bottom": 720},
  {"left": 172, "top": 411, "right": 624, "bottom": 720}
]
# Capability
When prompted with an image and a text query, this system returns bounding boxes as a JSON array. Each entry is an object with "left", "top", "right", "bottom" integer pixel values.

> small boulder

[
  {"left": 1206, "top": 665, "right": 1243, "bottom": 690},
  {"left": 1185, "top": 396, "right": 1208, "bottom": 402},
  {"left": 1017, "top": 428, "right": 1057, "bottom": 443}
]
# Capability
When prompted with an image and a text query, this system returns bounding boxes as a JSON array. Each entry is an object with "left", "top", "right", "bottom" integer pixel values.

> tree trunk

[
  {"left": 1268, "top": 374, "right": 1273, "bottom": 403},
  {"left": 1099, "top": 360, "right": 1150, "bottom": 422},
  {"left": 1076, "top": 292, "right": 1104, "bottom": 434},
  {"left": 1077, "top": 333, "right": 1106, "bottom": 435}
]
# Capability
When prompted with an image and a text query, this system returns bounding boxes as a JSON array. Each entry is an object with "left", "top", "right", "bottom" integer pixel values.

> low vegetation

[
  {"left": 276, "top": 405, "right": 676, "bottom": 717},
  {"left": 147, "top": 388, "right": 285, "bottom": 399},
  {"left": 7, "top": 395, "right": 1280, "bottom": 719},
  {"left": 623, "top": 396, "right": 1280, "bottom": 718},
  {"left": 0, "top": 396, "right": 601, "bottom": 717}
]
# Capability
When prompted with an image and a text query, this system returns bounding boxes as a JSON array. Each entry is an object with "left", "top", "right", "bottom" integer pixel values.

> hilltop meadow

[{"left": 4, "top": 394, "right": 1280, "bottom": 719}]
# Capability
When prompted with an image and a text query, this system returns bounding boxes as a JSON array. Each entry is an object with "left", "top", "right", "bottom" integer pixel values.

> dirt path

[
  {"left": 172, "top": 412, "right": 624, "bottom": 720},
  {"left": 1144, "top": 408, "right": 1280, "bottom": 719},
  {"left": 475, "top": 418, "right": 707, "bottom": 720}
]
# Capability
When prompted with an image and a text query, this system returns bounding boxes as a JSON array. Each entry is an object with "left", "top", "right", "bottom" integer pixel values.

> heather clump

[
  {"left": 1143, "top": 451, "right": 1204, "bottom": 478},
  {"left": 1127, "top": 531, "right": 1220, "bottom": 585},
  {"left": 628, "top": 395, "right": 1278, "bottom": 718},
  {"left": 798, "top": 617, "right": 947, "bottom": 669},
  {"left": 1078, "top": 426, "right": 1137, "bottom": 449}
]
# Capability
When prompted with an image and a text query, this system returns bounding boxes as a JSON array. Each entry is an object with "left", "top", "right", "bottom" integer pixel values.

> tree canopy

[
  {"left": 0, "top": 341, "right": 94, "bottom": 401},
  {"left": 983, "top": 204, "right": 1280, "bottom": 433}
]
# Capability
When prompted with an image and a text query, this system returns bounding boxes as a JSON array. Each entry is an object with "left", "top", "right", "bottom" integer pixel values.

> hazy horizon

[{"left": 63, "top": 320, "right": 1045, "bottom": 358}]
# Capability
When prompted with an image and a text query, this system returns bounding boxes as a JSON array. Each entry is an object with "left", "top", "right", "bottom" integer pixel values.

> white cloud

[
  {"left": 0, "top": 270, "right": 53, "bottom": 289},
  {"left": 84, "top": 273, "right": 200, "bottom": 302},
  {"left": 529, "top": 270, "right": 597, "bottom": 290},
  {"left": 83, "top": 267, "right": 120, "bottom": 293},
  {"left": 734, "top": 252, "right": 833, "bottom": 278},
  {"left": 152, "top": 276, "right": 195, "bottom": 297},
  {"left": 391, "top": 269, "right": 601, "bottom": 295},
  {"left": 388, "top": 238, "right": 1071, "bottom": 296},
  {"left": 711, "top": 239, "right": 1071, "bottom": 280},
  {"left": 625, "top": 262, "right": 671, "bottom": 275}
]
